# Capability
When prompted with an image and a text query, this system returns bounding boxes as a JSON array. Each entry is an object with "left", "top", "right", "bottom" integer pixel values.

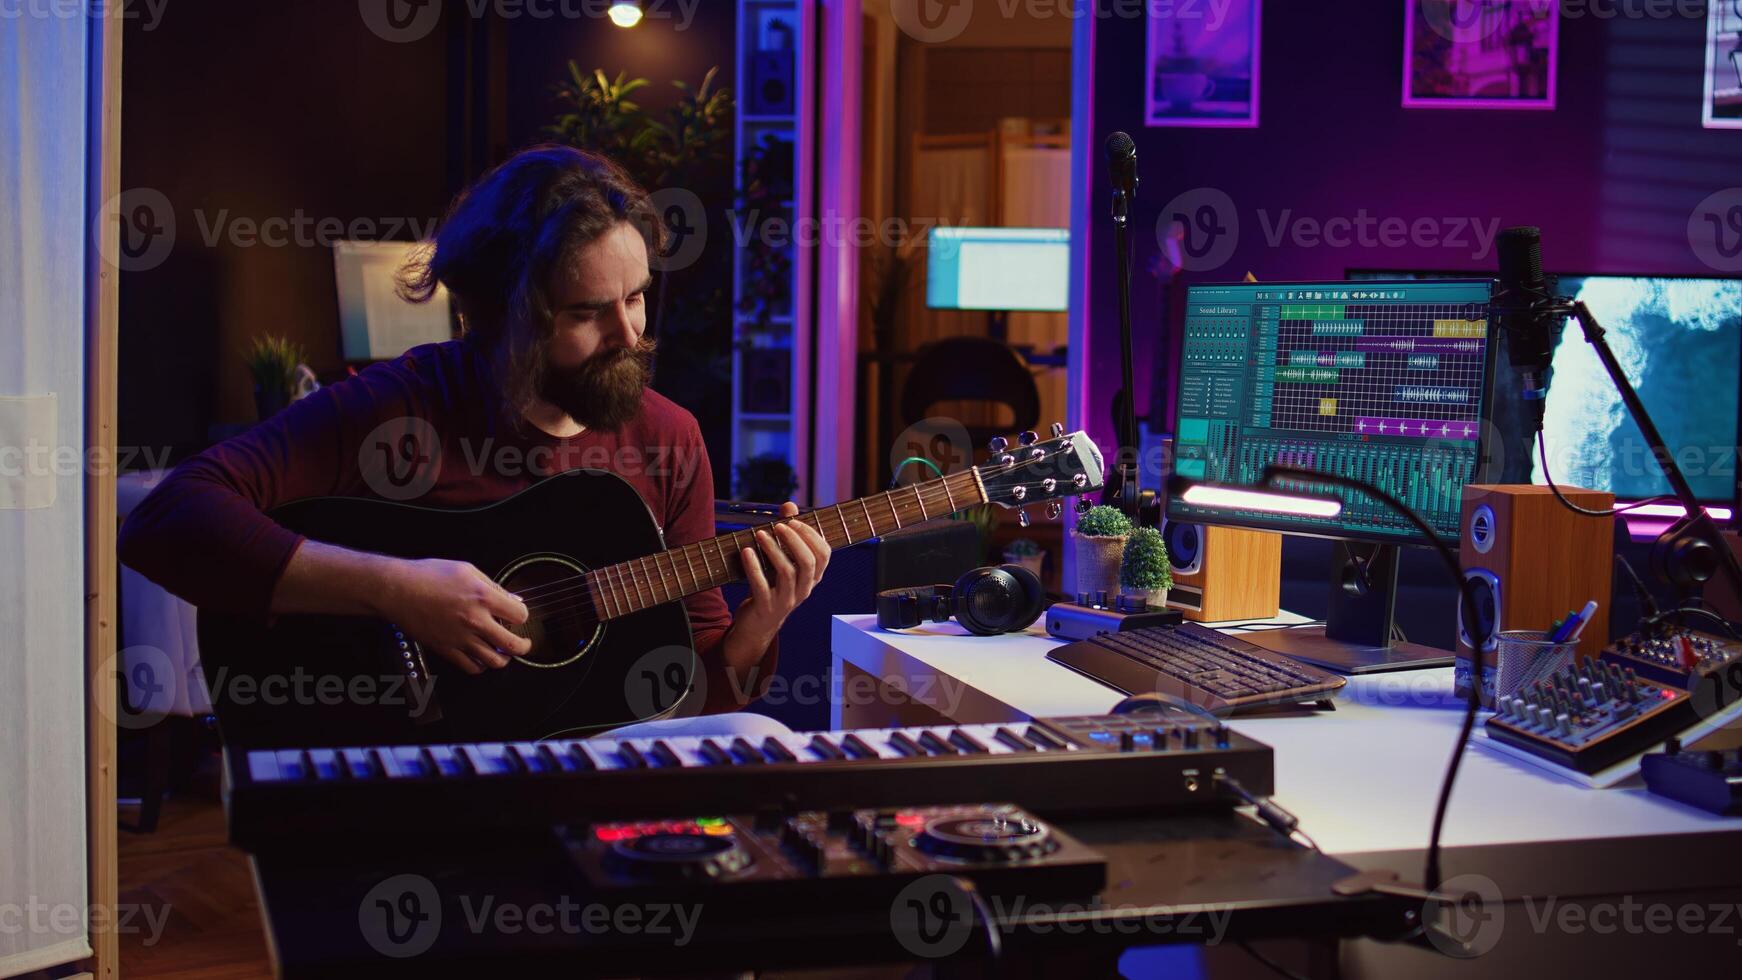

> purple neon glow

[
  {"left": 1145, "top": 0, "right": 1261, "bottom": 129},
  {"left": 1354, "top": 416, "right": 1480, "bottom": 440},
  {"left": 1402, "top": 0, "right": 1559, "bottom": 110}
]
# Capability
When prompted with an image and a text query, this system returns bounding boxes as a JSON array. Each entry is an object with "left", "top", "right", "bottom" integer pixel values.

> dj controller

[{"left": 567, "top": 803, "right": 1106, "bottom": 906}]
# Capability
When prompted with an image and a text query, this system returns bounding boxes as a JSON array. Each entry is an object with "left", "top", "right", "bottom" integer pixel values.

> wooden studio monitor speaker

[
  {"left": 1455, "top": 484, "right": 1615, "bottom": 704},
  {"left": 1159, "top": 520, "right": 1282, "bottom": 623}
]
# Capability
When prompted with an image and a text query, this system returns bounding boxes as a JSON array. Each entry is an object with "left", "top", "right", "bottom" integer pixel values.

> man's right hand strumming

[{"left": 272, "top": 541, "right": 533, "bottom": 675}]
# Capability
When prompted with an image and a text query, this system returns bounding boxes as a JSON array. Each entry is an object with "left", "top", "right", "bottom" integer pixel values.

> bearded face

[
  {"left": 533, "top": 220, "right": 656, "bottom": 431},
  {"left": 536, "top": 335, "right": 656, "bottom": 431}
]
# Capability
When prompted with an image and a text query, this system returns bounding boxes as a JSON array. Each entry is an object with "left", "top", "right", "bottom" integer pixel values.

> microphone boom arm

[{"left": 1532, "top": 296, "right": 1742, "bottom": 605}]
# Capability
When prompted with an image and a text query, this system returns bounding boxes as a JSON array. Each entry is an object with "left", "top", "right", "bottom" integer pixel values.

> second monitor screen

[{"left": 1168, "top": 279, "right": 1496, "bottom": 543}]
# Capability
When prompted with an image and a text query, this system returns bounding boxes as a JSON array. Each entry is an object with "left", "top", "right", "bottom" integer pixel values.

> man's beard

[{"left": 537, "top": 337, "right": 656, "bottom": 431}]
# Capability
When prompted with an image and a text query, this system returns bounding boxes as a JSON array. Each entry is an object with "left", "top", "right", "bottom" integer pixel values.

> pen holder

[
  {"left": 1492, "top": 630, "right": 1581, "bottom": 702},
  {"left": 1455, "top": 629, "right": 1581, "bottom": 708}
]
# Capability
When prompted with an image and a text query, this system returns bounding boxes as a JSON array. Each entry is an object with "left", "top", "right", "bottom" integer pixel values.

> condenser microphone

[{"left": 1494, "top": 225, "right": 1560, "bottom": 425}]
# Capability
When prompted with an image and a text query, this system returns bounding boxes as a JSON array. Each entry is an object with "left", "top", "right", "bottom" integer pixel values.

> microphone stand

[
  {"left": 1110, "top": 185, "right": 1143, "bottom": 523},
  {"left": 1547, "top": 298, "right": 1742, "bottom": 611}
]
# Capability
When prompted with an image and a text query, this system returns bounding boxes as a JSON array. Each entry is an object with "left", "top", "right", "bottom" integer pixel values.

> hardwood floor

[{"left": 117, "top": 759, "right": 273, "bottom": 979}]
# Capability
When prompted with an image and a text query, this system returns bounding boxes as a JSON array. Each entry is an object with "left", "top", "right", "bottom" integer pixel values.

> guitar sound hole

[{"left": 497, "top": 555, "right": 603, "bottom": 669}]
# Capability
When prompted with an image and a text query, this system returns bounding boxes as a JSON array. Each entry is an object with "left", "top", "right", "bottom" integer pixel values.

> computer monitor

[
  {"left": 1351, "top": 270, "right": 1742, "bottom": 506},
  {"left": 334, "top": 240, "right": 454, "bottom": 362},
  {"left": 1166, "top": 278, "right": 1498, "bottom": 673},
  {"left": 926, "top": 227, "right": 1070, "bottom": 312}
]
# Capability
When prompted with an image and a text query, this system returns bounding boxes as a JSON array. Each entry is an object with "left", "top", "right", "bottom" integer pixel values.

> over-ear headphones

[{"left": 876, "top": 564, "right": 1047, "bottom": 636}]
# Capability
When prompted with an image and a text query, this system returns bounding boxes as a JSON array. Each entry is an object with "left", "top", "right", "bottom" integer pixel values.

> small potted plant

[
  {"left": 247, "top": 334, "right": 307, "bottom": 421},
  {"left": 1073, "top": 505, "right": 1132, "bottom": 600},
  {"left": 1120, "top": 526, "right": 1173, "bottom": 610},
  {"left": 1002, "top": 538, "right": 1044, "bottom": 579}
]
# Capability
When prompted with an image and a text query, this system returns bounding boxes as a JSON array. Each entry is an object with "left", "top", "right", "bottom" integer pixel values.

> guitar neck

[{"left": 584, "top": 469, "right": 987, "bottom": 622}]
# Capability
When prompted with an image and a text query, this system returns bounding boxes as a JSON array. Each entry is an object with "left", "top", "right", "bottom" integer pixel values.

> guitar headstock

[{"left": 974, "top": 426, "right": 1105, "bottom": 523}]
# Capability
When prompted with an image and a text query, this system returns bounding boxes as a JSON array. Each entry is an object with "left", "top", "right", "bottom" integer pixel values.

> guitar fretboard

[{"left": 581, "top": 469, "right": 986, "bottom": 621}]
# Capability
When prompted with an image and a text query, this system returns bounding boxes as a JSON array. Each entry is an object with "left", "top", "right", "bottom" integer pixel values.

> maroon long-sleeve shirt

[{"left": 118, "top": 339, "right": 769, "bottom": 709}]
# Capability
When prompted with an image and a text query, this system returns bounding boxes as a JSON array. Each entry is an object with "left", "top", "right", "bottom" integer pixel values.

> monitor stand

[{"left": 1241, "top": 541, "right": 1453, "bottom": 675}]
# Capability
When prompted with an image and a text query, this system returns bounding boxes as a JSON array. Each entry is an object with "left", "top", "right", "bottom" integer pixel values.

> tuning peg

[
  {"left": 1018, "top": 430, "right": 1039, "bottom": 446},
  {"left": 1018, "top": 510, "right": 1032, "bottom": 528},
  {"left": 1076, "top": 498, "right": 1093, "bottom": 515},
  {"left": 988, "top": 435, "right": 1009, "bottom": 453},
  {"left": 1051, "top": 422, "right": 1065, "bottom": 438},
  {"left": 1046, "top": 501, "right": 1063, "bottom": 521}
]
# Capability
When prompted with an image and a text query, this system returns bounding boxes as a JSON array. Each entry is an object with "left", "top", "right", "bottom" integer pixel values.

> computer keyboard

[{"left": 1046, "top": 622, "right": 1347, "bottom": 713}]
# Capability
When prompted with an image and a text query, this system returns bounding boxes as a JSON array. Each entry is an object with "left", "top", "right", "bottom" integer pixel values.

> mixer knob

[
  {"left": 1096, "top": 590, "right": 1109, "bottom": 607},
  {"left": 1555, "top": 713, "right": 1571, "bottom": 737},
  {"left": 1151, "top": 728, "right": 1169, "bottom": 749},
  {"left": 1051, "top": 422, "right": 1066, "bottom": 438},
  {"left": 1213, "top": 725, "right": 1231, "bottom": 748},
  {"left": 1077, "top": 591, "right": 1090, "bottom": 605},
  {"left": 1119, "top": 731, "right": 1135, "bottom": 752},
  {"left": 988, "top": 436, "right": 1009, "bottom": 453},
  {"left": 1182, "top": 728, "right": 1200, "bottom": 749},
  {"left": 1018, "top": 430, "right": 1039, "bottom": 446}
]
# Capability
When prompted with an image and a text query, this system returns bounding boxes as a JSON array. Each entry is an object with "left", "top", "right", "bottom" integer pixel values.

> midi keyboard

[{"left": 225, "top": 708, "right": 1274, "bottom": 849}]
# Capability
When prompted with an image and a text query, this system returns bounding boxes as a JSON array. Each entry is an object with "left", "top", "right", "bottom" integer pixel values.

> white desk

[{"left": 830, "top": 613, "right": 1742, "bottom": 898}]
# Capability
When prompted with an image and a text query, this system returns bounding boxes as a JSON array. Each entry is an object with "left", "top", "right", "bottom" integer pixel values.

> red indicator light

[{"left": 895, "top": 812, "right": 926, "bottom": 827}]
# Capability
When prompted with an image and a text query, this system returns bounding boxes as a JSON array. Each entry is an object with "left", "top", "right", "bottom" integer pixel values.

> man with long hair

[{"left": 120, "top": 145, "right": 825, "bottom": 737}]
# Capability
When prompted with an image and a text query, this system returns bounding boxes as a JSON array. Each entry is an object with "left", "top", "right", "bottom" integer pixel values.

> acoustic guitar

[{"left": 198, "top": 429, "right": 1104, "bottom": 748}]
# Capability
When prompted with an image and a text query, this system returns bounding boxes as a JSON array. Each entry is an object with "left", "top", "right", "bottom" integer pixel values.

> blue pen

[{"left": 1565, "top": 600, "right": 1600, "bottom": 643}]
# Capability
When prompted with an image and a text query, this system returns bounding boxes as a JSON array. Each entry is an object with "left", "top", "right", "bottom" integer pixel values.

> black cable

[
  {"left": 1649, "top": 605, "right": 1742, "bottom": 641},
  {"left": 1537, "top": 431, "right": 1678, "bottom": 517},
  {"left": 949, "top": 875, "right": 1003, "bottom": 964},
  {"left": 1261, "top": 465, "right": 1482, "bottom": 895},
  {"left": 1236, "top": 941, "right": 1315, "bottom": 980},
  {"left": 1615, "top": 553, "right": 1661, "bottom": 621},
  {"left": 1215, "top": 772, "right": 1316, "bottom": 853}
]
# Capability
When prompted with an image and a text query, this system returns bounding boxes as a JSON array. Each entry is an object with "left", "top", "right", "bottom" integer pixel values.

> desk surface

[{"left": 830, "top": 614, "right": 1742, "bottom": 892}]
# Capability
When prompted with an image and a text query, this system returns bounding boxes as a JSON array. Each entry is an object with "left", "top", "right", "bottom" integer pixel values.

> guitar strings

[
  {"left": 516, "top": 477, "right": 973, "bottom": 622},
  {"left": 511, "top": 472, "right": 975, "bottom": 612},
  {"left": 512, "top": 475, "right": 983, "bottom": 629},
  {"left": 504, "top": 467, "right": 992, "bottom": 606}
]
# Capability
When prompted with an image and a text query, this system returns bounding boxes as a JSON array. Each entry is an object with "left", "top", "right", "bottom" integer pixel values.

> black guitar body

[{"left": 197, "top": 470, "right": 697, "bottom": 749}]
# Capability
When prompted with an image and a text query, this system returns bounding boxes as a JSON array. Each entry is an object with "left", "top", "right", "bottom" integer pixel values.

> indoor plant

[
  {"left": 246, "top": 334, "right": 306, "bottom": 421},
  {"left": 1119, "top": 526, "right": 1173, "bottom": 610},
  {"left": 1002, "top": 537, "right": 1044, "bottom": 579},
  {"left": 1073, "top": 505, "right": 1132, "bottom": 600}
]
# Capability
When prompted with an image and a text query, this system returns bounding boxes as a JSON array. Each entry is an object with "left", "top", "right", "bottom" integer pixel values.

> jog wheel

[
  {"left": 604, "top": 830, "right": 754, "bottom": 881},
  {"left": 914, "top": 811, "right": 1058, "bottom": 864}
]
